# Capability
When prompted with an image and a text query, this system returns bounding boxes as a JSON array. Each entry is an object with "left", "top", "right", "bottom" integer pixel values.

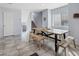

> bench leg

[
  {"left": 64, "top": 48, "right": 66, "bottom": 56},
  {"left": 73, "top": 40, "right": 76, "bottom": 48}
]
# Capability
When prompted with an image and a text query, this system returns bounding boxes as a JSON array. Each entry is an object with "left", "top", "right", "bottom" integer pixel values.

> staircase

[
  {"left": 31, "top": 12, "right": 42, "bottom": 28},
  {"left": 31, "top": 21, "right": 37, "bottom": 28}
]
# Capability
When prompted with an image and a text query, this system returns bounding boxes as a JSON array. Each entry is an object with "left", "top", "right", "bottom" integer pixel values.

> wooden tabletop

[{"left": 32, "top": 28, "right": 50, "bottom": 32}]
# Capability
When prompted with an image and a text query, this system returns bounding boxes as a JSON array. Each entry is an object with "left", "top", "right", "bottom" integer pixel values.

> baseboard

[{"left": 3, "top": 34, "right": 21, "bottom": 38}]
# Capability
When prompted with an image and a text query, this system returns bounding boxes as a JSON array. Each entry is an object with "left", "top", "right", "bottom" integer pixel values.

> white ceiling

[{"left": 0, "top": 3, "right": 68, "bottom": 11}]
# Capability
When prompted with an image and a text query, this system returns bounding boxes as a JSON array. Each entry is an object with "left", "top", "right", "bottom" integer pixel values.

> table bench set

[{"left": 29, "top": 28, "right": 76, "bottom": 56}]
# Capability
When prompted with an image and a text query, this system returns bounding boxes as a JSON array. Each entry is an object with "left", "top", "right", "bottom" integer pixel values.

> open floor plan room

[{"left": 0, "top": 3, "right": 79, "bottom": 56}]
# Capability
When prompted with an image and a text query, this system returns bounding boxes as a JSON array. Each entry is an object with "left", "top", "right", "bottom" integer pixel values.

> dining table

[{"left": 32, "top": 28, "right": 69, "bottom": 56}]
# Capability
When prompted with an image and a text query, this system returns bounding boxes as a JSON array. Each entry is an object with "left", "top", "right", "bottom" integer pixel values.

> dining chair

[
  {"left": 58, "top": 36, "right": 76, "bottom": 56},
  {"left": 35, "top": 29, "right": 42, "bottom": 35},
  {"left": 65, "top": 36, "right": 76, "bottom": 48},
  {"left": 59, "top": 35, "right": 76, "bottom": 48},
  {"left": 29, "top": 33, "right": 46, "bottom": 49}
]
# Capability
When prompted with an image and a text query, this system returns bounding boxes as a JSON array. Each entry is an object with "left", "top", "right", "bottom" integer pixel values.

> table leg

[
  {"left": 55, "top": 34, "right": 58, "bottom": 56},
  {"left": 41, "top": 31, "right": 44, "bottom": 36},
  {"left": 63, "top": 33, "right": 66, "bottom": 39},
  {"left": 33, "top": 29, "right": 35, "bottom": 33}
]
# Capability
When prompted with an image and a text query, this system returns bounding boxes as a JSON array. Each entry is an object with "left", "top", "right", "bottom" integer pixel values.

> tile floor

[{"left": 0, "top": 35, "right": 79, "bottom": 56}]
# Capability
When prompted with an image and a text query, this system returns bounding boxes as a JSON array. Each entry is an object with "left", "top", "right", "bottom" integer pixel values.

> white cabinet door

[
  {"left": 0, "top": 8, "right": 3, "bottom": 38},
  {"left": 4, "top": 11, "right": 14, "bottom": 36}
]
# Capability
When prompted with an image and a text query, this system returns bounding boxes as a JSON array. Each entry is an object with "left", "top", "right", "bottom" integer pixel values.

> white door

[
  {"left": 4, "top": 11, "right": 14, "bottom": 36},
  {"left": 0, "top": 8, "right": 3, "bottom": 38}
]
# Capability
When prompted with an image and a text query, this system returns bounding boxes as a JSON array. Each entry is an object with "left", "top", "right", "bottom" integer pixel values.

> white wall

[
  {"left": 21, "top": 9, "right": 31, "bottom": 42},
  {"left": 3, "top": 11, "right": 14, "bottom": 36},
  {"left": 13, "top": 11, "right": 21, "bottom": 35},
  {"left": 48, "top": 9, "right": 52, "bottom": 28},
  {"left": 51, "top": 6, "right": 69, "bottom": 24},
  {"left": 51, "top": 8, "right": 62, "bottom": 28},
  {"left": 0, "top": 7, "right": 21, "bottom": 37},
  {"left": 0, "top": 8, "right": 3, "bottom": 38},
  {"left": 68, "top": 4, "right": 79, "bottom": 43},
  {"left": 42, "top": 9, "right": 48, "bottom": 28},
  {"left": 0, "top": 7, "right": 31, "bottom": 42},
  {"left": 4, "top": 8, "right": 21, "bottom": 36},
  {"left": 42, "top": 9, "right": 52, "bottom": 29}
]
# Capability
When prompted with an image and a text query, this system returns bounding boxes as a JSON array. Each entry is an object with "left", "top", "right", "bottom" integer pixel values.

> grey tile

[
  {"left": 0, "top": 50, "right": 4, "bottom": 56},
  {"left": 0, "top": 35, "right": 79, "bottom": 56}
]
